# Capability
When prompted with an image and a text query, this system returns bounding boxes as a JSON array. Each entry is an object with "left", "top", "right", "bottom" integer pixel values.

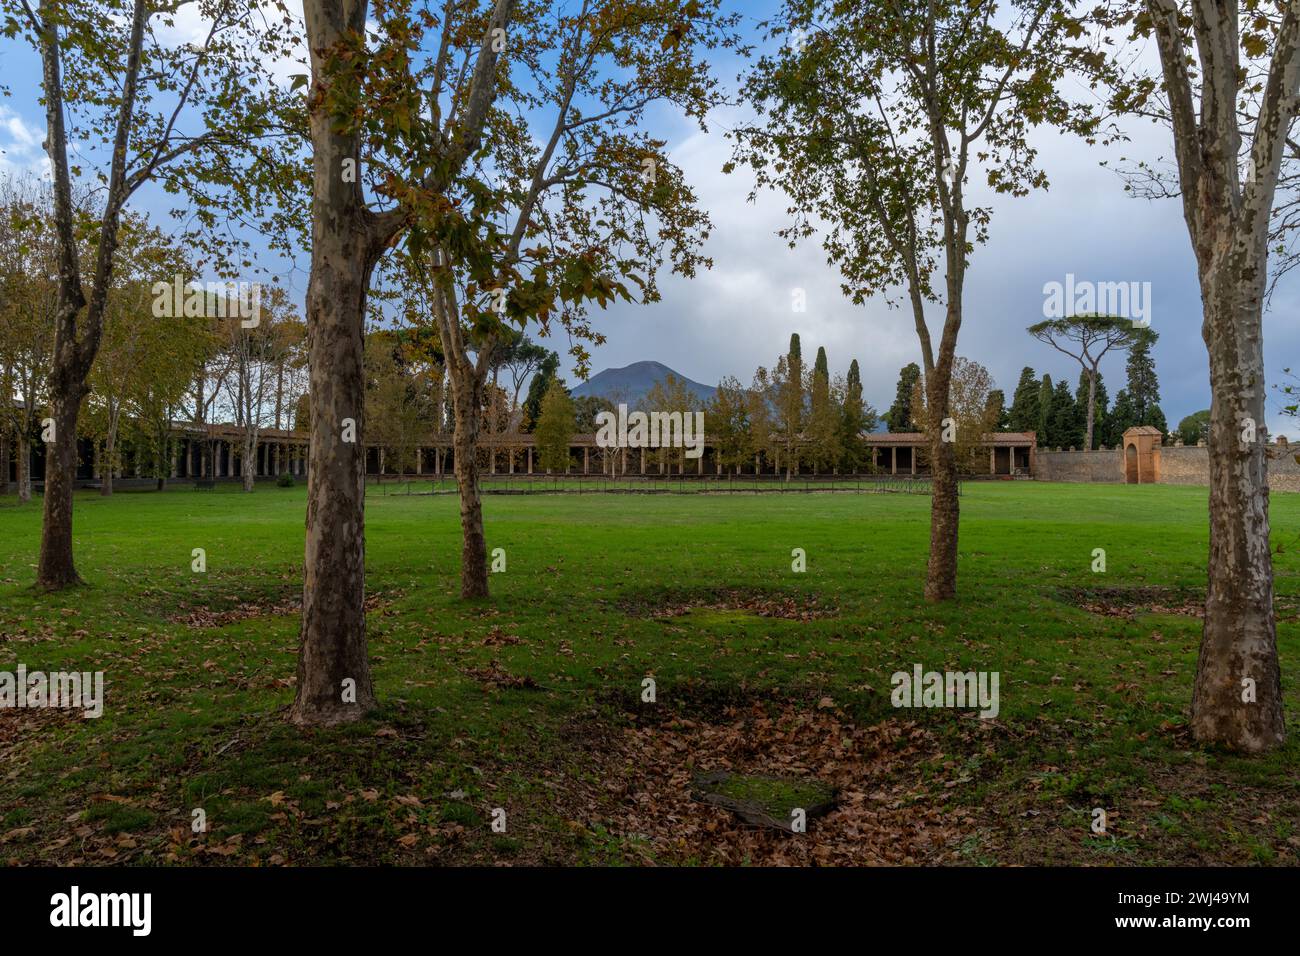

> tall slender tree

[
  {"left": 534, "top": 379, "right": 575, "bottom": 473},
  {"left": 839, "top": 359, "right": 874, "bottom": 471},
  {"left": 1006, "top": 366, "right": 1041, "bottom": 435},
  {"left": 805, "top": 345, "right": 839, "bottom": 472},
  {"left": 734, "top": 0, "right": 1095, "bottom": 600},
  {"left": 1123, "top": 336, "right": 1167, "bottom": 437},
  {"left": 1037, "top": 374, "right": 1054, "bottom": 444},
  {"left": 1074, "top": 369, "right": 1109, "bottom": 448},
  {"left": 885, "top": 363, "right": 921, "bottom": 433},
  {"left": 3, "top": 0, "right": 297, "bottom": 589},
  {"left": 778, "top": 333, "right": 805, "bottom": 478},
  {"left": 1093, "top": 0, "right": 1299, "bottom": 750},
  {"left": 706, "top": 376, "right": 751, "bottom": 476},
  {"left": 291, "top": 0, "right": 514, "bottom": 724},
  {"left": 293, "top": 0, "right": 738, "bottom": 721}
]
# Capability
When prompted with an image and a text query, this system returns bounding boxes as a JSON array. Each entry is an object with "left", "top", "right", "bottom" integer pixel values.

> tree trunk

[
  {"left": 1084, "top": 366, "right": 1098, "bottom": 452},
  {"left": 923, "top": 350, "right": 959, "bottom": 603},
  {"left": 156, "top": 427, "right": 169, "bottom": 490},
  {"left": 290, "top": 242, "right": 377, "bottom": 726},
  {"left": 243, "top": 431, "right": 256, "bottom": 492},
  {"left": 16, "top": 434, "right": 32, "bottom": 503},
  {"left": 925, "top": 433, "right": 959, "bottom": 602},
  {"left": 36, "top": 390, "right": 84, "bottom": 589},
  {"left": 1190, "top": 266, "right": 1284, "bottom": 751},
  {"left": 102, "top": 427, "right": 116, "bottom": 497},
  {"left": 451, "top": 372, "right": 489, "bottom": 599},
  {"left": 289, "top": 0, "right": 380, "bottom": 727}
]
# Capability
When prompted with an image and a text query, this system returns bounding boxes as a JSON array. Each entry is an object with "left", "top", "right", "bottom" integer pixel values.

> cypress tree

[
  {"left": 1007, "top": 366, "right": 1041, "bottom": 434},
  {"left": 886, "top": 362, "right": 921, "bottom": 432},
  {"left": 1047, "top": 379, "right": 1083, "bottom": 449},
  {"left": 1037, "top": 373, "right": 1053, "bottom": 444},
  {"left": 1125, "top": 337, "right": 1168, "bottom": 438}
]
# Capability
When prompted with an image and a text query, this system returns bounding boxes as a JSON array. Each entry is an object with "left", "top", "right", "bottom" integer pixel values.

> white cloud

[{"left": 0, "top": 105, "right": 49, "bottom": 177}]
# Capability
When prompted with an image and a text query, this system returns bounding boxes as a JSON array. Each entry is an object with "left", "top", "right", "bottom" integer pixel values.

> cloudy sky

[{"left": 2, "top": 1, "right": 1296, "bottom": 435}]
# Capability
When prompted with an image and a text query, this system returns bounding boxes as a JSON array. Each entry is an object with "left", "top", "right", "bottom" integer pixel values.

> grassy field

[{"left": 1, "top": 481, "right": 1298, "bottom": 866}]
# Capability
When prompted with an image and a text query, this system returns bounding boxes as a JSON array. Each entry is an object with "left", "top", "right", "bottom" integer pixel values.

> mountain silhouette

[{"left": 571, "top": 360, "right": 715, "bottom": 406}]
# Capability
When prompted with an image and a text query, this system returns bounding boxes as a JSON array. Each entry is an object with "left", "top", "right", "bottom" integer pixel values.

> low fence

[{"left": 365, "top": 474, "right": 960, "bottom": 496}]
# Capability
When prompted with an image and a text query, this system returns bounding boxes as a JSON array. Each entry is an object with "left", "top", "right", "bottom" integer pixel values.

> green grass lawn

[{"left": 1, "top": 480, "right": 1298, "bottom": 865}]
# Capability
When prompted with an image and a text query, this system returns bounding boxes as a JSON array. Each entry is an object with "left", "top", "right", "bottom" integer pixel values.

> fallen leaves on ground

[{"left": 565, "top": 702, "right": 960, "bottom": 865}]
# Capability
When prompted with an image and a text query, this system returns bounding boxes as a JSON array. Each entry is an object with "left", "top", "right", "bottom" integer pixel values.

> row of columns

[
  {"left": 374, "top": 442, "right": 1036, "bottom": 477},
  {"left": 178, "top": 438, "right": 308, "bottom": 479}
]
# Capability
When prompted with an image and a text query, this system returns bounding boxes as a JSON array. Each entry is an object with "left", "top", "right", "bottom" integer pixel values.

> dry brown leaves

[
  {"left": 172, "top": 591, "right": 397, "bottom": 629},
  {"left": 646, "top": 588, "right": 837, "bottom": 622},
  {"left": 569, "top": 703, "right": 962, "bottom": 865},
  {"left": 1057, "top": 586, "right": 1204, "bottom": 619},
  {"left": 463, "top": 660, "right": 540, "bottom": 691}
]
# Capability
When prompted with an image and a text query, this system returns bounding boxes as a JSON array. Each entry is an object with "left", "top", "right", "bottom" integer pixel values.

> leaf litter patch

[
  {"left": 618, "top": 586, "right": 837, "bottom": 622},
  {"left": 1056, "top": 586, "right": 1204, "bottom": 619},
  {"left": 692, "top": 770, "right": 837, "bottom": 832},
  {"left": 462, "top": 660, "right": 541, "bottom": 691},
  {"left": 567, "top": 686, "right": 959, "bottom": 864},
  {"left": 172, "top": 590, "right": 400, "bottom": 629}
]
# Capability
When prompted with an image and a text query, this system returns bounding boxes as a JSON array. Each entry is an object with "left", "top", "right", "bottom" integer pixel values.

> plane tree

[
  {"left": 732, "top": 0, "right": 1100, "bottom": 600},
  {"left": 292, "top": 0, "right": 739, "bottom": 724},
  {"left": 1090, "top": 0, "right": 1300, "bottom": 750},
  {"left": 1, "top": 0, "right": 300, "bottom": 588}
]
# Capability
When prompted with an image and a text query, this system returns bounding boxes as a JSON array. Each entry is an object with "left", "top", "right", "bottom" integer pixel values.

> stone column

[
  {"left": 910, "top": 447, "right": 917, "bottom": 475},
  {"left": 583, "top": 447, "right": 589, "bottom": 474},
  {"left": 990, "top": 447, "right": 996, "bottom": 475},
  {"left": 640, "top": 447, "right": 646, "bottom": 474},
  {"left": 526, "top": 447, "right": 533, "bottom": 474},
  {"left": 891, "top": 446, "right": 897, "bottom": 475}
]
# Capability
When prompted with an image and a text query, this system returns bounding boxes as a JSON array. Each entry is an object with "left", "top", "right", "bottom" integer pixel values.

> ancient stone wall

[
  {"left": 1034, "top": 448, "right": 1123, "bottom": 483},
  {"left": 1036, "top": 442, "right": 1300, "bottom": 491}
]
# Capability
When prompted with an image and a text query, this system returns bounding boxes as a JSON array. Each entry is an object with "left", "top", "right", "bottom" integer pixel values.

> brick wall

[
  {"left": 1036, "top": 443, "right": 1300, "bottom": 491},
  {"left": 1156, "top": 446, "right": 1207, "bottom": 486},
  {"left": 1035, "top": 449, "right": 1123, "bottom": 483}
]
